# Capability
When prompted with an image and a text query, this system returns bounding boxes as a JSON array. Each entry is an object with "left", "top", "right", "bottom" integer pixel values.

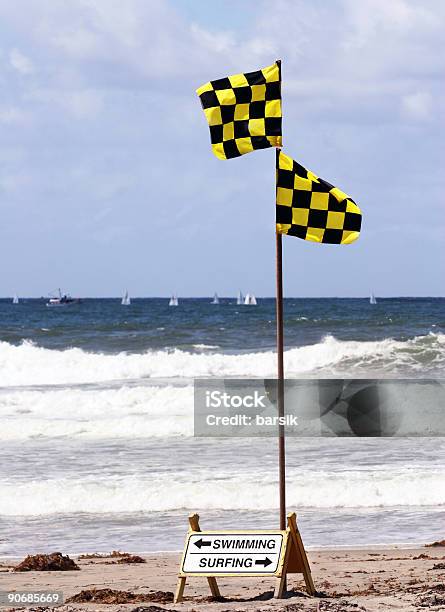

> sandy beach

[{"left": 1, "top": 545, "right": 445, "bottom": 611}]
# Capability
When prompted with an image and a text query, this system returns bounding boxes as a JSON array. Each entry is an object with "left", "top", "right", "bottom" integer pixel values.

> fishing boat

[
  {"left": 370, "top": 292, "right": 377, "bottom": 305},
  {"left": 244, "top": 293, "right": 257, "bottom": 305},
  {"left": 236, "top": 290, "right": 243, "bottom": 305},
  {"left": 46, "top": 289, "right": 79, "bottom": 307},
  {"left": 211, "top": 293, "right": 219, "bottom": 305},
  {"left": 121, "top": 290, "right": 131, "bottom": 306},
  {"left": 169, "top": 294, "right": 179, "bottom": 306},
  {"left": 12, "top": 294, "right": 19, "bottom": 304}
]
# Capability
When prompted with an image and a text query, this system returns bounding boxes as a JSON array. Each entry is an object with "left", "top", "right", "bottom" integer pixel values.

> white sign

[{"left": 182, "top": 532, "right": 284, "bottom": 575}]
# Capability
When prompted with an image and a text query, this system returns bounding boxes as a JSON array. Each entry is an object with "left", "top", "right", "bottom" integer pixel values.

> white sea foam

[
  {"left": 0, "top": 385, "right": 193, "bottom": 440},
  {"left": 192, "top": 344, "right": 220, "bottom": 350},
  {"left": 1, "top": 379, "right": 443, "bottom": 440},
  {"left": 0, "top": 468, "right": 443, "bottom": 516},
  {"left": 0, "top": 333, "right": 443, "bottom": 387}
]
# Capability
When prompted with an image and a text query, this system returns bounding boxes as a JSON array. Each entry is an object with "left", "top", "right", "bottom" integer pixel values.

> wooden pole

[
  {"left": 276, "top": 226, "right": 286, "bottom": 532},
  {"left": 275, "top": 60, "right": 286, "bottom": 535},
  {"left": 274, "top": 60, "right": 286, "bottom": 596}
]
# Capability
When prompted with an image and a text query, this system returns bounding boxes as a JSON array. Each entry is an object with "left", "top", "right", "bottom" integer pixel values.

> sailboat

[
  {"left": 370, "top": 292, "right": 377, "bottom": 305},
  {"left": 12, "top": 294, "right": 19, "bottom": 304},
  {"left": 211, "top": 293, "right": 219, "bottom": 305},
  {"left": 236, "top": 291, "right": 243, "bottom": 305},
  {"left": 169, "top": 294, "right": 179, "bottom": 306},
  {"left": 121, "top": 290, "right": 131, "bottom": 306},
  {"left": 244, "top": 293, "right": 257, "bottom": 306}
]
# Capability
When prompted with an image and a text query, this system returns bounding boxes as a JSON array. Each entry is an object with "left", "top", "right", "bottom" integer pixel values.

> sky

[{"left": 0, "top": 0, "right": 443, "bottom": 297}]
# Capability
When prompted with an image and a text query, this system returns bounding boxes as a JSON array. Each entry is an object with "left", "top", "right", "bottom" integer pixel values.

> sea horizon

[{"left": 2, "top": 295, "right": 444, "bottom": 299}]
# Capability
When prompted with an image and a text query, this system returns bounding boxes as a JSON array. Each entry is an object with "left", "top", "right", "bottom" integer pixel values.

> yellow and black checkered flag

[
  {"left": 276, "top": 151, "right": 362, "bottom": 244},
  {"left": 196, "top": 62, "right": 282, "bottom": 160}
]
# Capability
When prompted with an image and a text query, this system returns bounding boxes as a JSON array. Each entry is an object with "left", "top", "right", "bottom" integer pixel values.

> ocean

[{"left": 0, "top": 297, "right": 444, "bottom": 556}]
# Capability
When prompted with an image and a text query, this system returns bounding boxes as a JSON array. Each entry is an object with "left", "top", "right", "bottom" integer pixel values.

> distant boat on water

[
  {"left": 169, "top": 294, "right": 179, "bottom": 306},
  {"left": 46, "top": 289, "right": 79, "bottom": 307},
  {"left": 121, "top": 290, "right": 131, "bottom": 306},
  {"left": 236, "top": 291, "right": 243, "bottom": 305},
  {"left": 211, "top": 293, "right": 219, "bottom": 305},
  {"left": 12, "top": 294, "right": 19, "bottom": 304},
  {"left": 370, "top": 292, "right": 377, "bottom": 305},
  {"left": 244, "top": 293, "right": 257, "bottom": 306}
]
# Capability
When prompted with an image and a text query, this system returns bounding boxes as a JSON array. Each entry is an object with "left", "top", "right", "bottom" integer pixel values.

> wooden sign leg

[
  {"left": 174, "top": 576, "right": 186, "bottom": 603},
  {"left": 188, "top": 513, "right": 221, "bottom": 599},
  {"left": 287, "top": 512, "right": 316, "bottom": 595},
  {"left": 174, "top": 513, "right": 221, "bottom": 603},
  {"left": 274, "top": 532, "right": 291, "bottom": 598}
]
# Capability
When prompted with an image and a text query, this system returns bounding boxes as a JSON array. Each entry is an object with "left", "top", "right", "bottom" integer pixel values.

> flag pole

[
  {"left": 276, "top": 195, "right": 286, "bottom": 533},
  {"left": 275, "top": 60, "right": 286, "bottom": 533}
]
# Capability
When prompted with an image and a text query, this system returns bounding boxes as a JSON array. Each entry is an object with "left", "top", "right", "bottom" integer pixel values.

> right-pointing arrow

[
  {"left": 194, "top": 538, "right": 212, "bottom": 549},
  {"left": 255, "top": 557, "right": 272, "bottom": 567}
]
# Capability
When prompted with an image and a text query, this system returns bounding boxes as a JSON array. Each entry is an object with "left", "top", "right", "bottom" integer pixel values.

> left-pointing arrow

[
  {"left": 255, "top": 557, "right": 272, "bottom": 567},
  {"left": 194, "top": 538, "right": 212, "bottom": 549}
]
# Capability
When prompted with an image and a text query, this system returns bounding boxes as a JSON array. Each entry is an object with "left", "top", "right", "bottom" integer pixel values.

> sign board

[
  {"left": 182, "top": 532, "right": 284, "bottom": 575},
  {"left": 174, "top": 513, "right": 316, "bottom": 603}
]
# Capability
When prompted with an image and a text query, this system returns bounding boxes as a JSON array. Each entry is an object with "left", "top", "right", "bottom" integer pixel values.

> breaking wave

[
  {"left": 0, "top": 333, "right": 444, "bottom": 387},
  {"left": 0, "top": 385, "right": 193, "bottom": 440},
  {"left": 1, "top": 468, "right": 444, "bottom": 516}
]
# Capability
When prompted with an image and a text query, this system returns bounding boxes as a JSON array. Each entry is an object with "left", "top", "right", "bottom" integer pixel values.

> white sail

[
  {"left": 169, "top": 294, "right": 179, "bottom": 306},
  {"left": 12, "top": 294, "right": 19, "bottom": 304},
  {"left": 370, "top": 292, "right": 377, "bottom": 305},
  {"left": 211, "top": 293, "right": 219, "bottom": 305},
  {"left": 244, "top": 293, "right": 257, "bottom": 306},
  {"left": 236, "top": 291, "right": 243, "bottom": 305},
  {"left": 121, "top": 290, "right": 131, "bottom": 305}
]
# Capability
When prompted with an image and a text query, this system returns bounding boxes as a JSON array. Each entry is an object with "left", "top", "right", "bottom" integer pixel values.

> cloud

[
  {"left": 9, "top": 48, "right": 34, "bottom": 74},
  {"left": 401, "top": 91, "right": 432, "bottom": 121},
  {"left": 0, "top": 106, "right": 29, "bottom": 124},
  {"left": 190, "top": 23, "right": 235, "bottom": 55},
  {"left": 249, "top": 0, "right": 444, "bottom": 115},
  {"left": 3, "top": 0, "right": 443, "bottom": 110},
  {"left": 64, "top": 89, "right": 103, "bottom": 118},
  {"left": 29, "top": 88, "right": 103, "bottom": 119},
  {"left": 32, "top": 0, "right": 214, "bottom": 83},
  {"left": 0, "top": 172, "right": 31, "bottom": 196},
  {"left": 50, "top": 27, "right": 101, "bottom": 59}
]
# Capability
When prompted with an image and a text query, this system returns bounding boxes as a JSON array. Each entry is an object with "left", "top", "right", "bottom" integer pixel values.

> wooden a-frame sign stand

[{"left": 174, "top": 512, "right": 315, "bottom": 603}]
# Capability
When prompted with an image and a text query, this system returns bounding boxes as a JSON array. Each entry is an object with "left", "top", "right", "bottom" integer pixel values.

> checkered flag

[
  {"left": 196, "top": 62, "right": 282, "bottom": 160},
  {"left": 276, "top": 151, "right": 362, "bottom": 244}
]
